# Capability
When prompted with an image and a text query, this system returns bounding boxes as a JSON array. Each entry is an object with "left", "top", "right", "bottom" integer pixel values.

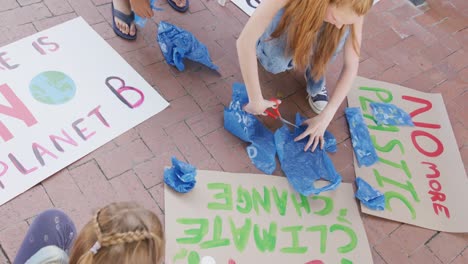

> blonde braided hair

[
  {"left": 100, "top": 229, "right": 162, "bottom": 246},
  {"left": 69, "top": 202, "right": 165, "bottom": 264}
]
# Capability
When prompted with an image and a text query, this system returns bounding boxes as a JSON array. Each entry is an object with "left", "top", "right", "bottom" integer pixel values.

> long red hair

[{"left": 271, "top": 0, "right": 373, "bottom": 79}]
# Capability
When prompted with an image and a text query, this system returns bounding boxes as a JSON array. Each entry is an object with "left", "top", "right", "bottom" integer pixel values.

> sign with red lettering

[
  {"left": 0, "top": 18, "right": 168, "bottom": 206},
  {"left": 347, "top": 77, "right": 468, "bottom": 232},
  {"left": 165, "top": 170, "right": 373, "bottom": 263}
]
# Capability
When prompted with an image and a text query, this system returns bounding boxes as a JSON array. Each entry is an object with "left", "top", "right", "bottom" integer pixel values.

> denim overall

[{"left": 256, "top": 9, "right": 350, "bottom": 97}]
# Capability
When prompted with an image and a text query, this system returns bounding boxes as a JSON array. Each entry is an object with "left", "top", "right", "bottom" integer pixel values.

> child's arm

[
  {"left": 236, "top": 0, "right": 289, "bottom": 115},
  {"left": 295, "top": 16, "right": 364, "bottom": 152}
]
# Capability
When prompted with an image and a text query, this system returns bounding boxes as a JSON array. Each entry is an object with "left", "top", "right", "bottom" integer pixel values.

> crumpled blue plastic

[
  {"left": 224, "top": 83, "right": 276, "bottom": 174},
  {"left": 274, "top": 113, "right": 341, "bottom": 195},
  {"left": 355, "top": 177, "right": 385, "bottom": 211},
  {"left": 164, "top": 157, "right": 197, "bottom": 193},
  {"left": 157, "top": 21, "right": 218, "bottom": 71},
  {"left": 134, "top": 0, "right": 163, "bottom": 27},
  {"left": 345, "top": 107, "right": 378, "bottom": 167},
  {"left": 370, "top": 102, "right": 414, "bottom": 126}
]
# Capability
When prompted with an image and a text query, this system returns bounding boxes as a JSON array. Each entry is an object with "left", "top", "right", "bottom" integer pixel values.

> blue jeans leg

[
  {"left": 306, "top": 28, "right": 350, "bottom": 97},
  {"left": 257, "top": 8, "right": 350, "bottom": 97},
  {"left": 305, "top": 67, "right": 326, "bottom": 97},
  {"left": 13, "top": 209, "right": 77, "bottom": 264}
]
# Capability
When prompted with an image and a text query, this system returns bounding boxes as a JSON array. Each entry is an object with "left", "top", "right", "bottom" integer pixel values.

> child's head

[
  {"left": 325, "top": 0, "right": 372, "bottom": 29},
  {"left": 69, "top": 202, "right": 165, "bottom": 264},
  {"left": 272, "top": 0, "right": 373, "bottom": 79}
]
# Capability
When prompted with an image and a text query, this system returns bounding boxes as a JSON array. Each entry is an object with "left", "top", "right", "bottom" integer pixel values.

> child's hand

[
  {"left": 130, "top": 0, "right": 154, "bottom": 18},
  {"left": 294, "top": 112, "right": 333, "bottom": 152},
  {"left": 244, "top": 99, "right": 278, "bottom": 115}
]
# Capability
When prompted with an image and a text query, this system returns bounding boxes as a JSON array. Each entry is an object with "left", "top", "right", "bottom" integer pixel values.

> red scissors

[{"left": 263, "top": 98, "right": 299, "bottom": 128}]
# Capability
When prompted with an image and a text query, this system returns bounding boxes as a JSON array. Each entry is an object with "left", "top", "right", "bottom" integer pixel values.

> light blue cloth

[
  {"left": 355, "top": 177, "right": 386, "bottom": 211},
  {"left": 256, "top": 9, "right": 349, "bottom": 96},
  {"left": 370, "top": 102, "right": 414, "bottom": 126},
  {"left": 345, "top": 107, "right": 379, "bottom": 167}
]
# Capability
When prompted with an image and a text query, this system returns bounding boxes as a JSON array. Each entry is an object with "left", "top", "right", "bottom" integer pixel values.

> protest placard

[
  {"left": 347, "top": 77, "right": 468, "bottom": 232},
  {"left": 165, "top": 170, "right": 373, "bottom": 263},
  {"left": 0, "top": 18, "right": 168, "bottom": 205}
]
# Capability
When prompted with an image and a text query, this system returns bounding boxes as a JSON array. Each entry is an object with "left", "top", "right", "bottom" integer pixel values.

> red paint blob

[{"left": 305, "top": 261, "right": 324, "bottom": 264}]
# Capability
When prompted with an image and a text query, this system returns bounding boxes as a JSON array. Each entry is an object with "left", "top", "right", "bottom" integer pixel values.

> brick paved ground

[{"left": 0, "top": 0, "right": 466, "bottom": 263}]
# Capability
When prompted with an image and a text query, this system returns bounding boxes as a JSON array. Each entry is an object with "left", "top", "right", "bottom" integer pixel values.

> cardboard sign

[
  {"left": 0, "top": 18, "right": 168, "bottom": 206},
  {"left": 347, "top": 77, "right": 468, "bottom": 232},
  {"left": 165, "top": 170, "right": 373, "bottom": 263}
]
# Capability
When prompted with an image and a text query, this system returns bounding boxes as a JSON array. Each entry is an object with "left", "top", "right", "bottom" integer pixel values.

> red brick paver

[{"left": 0, "top": 0, "right": 466, "bottom": 263}]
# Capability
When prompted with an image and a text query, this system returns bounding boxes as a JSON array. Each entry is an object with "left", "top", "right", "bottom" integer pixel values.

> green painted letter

[
  {"left": 311, "top": 196, "right": 334, "bottom": 216},
  {"left": 253, "top": 222, "right": 277, "bottom": 252},
  {"left": 363, "top": 113, "right": 400, "bottom": 132},
  {"left": 207, "top": 183, "right": 233, "bottom": 211},
  {"left": 306, "top": 225, "right": 327, "bottom": 253},
  {"left": 371, "top": 135, "right": 405, "bottom": 155},
  {"left": 378, "top": 157, "right": 412, "bottom": 179},
  {"left": 200, "top": 216, "right": 230, "bottom": 249},
  {"left": 187, "top": 251, "right": 200, "bottom": 264},
  {"left": 358, "top": 87, "right": 393, "bottom": 111},
  {"left": 236, "top": 186, "right": 252, "bottom": 214},
  {"left": 176, "top": 218, "right": 209, "bottom": 244},
  {"left": 291, "top": 193, "right": 311, "bottom": 217},
  {"left": 272, "top": 187, "right": 288, "bottom": 216},
  {"left": 252, "top": 186, "right": 271, "bottom": 215},
  {"left": 281, "top": 226, "right": 307, "bottom": 254},
  {"left": 373, "top": 169, "right": 419, "bottom": 202},
  {"left": 385, "top": 191, "right": 417, "bottom": 219},
  {"left": 330, "top": 224, "right": 358, "bottom": 254},
  {"left": 229, "top": 217, "right": 252, "bottom": 252}
]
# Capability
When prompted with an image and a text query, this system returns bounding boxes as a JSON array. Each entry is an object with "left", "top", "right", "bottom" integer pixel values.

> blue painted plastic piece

[
  {"left": 157, "top": 21, "right": 218, "bottom": 71},
  {"left": 355, "top": 177, "right": 385, "bottom": 211},
  {"left": 274, "top": 113, "right": 341, "bottom": 195},
  {"left": 164, "top": 157, "right": 197, "bottom": 193},
  {"left": 345, "top": 107, "right": 379, "bottom": 167},
  {"left": 370, "top": 102, "right": 414, "bottom": 126},
  {"left": 224, "top": 83, "right": 276, "bottom": 174}
]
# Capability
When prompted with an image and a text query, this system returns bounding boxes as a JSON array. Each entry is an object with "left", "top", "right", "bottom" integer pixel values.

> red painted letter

[
  {"left": 402, "top": 95, "right": 441, "bottom": 129},
  {"left": 433, "top": 203, "right": 450, "bottom": 218},
  {"left": 32, "top": 36, "right": 60, "bottom": 55},
  {"left": 0, "top": 84, "right": 38, "bottom": 142},
  {"left": 105, "top": 76, "right": 144, "bottom": 109},
  {"left": 411, "top": 130, "right": 444, "bottom": 157}
]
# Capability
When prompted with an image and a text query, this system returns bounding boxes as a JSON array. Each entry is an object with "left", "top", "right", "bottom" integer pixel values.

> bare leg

[{"left": 113, "top": 0, "right": 136, "bottom": 37}]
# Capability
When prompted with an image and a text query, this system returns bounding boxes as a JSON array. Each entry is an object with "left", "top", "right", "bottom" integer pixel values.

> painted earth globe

[{"left": 29, "top": 71, "right": 76, "bottom": 105}]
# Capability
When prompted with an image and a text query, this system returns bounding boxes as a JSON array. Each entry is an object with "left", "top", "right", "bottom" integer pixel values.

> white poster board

[
  {"left": 165, "top": 170, "right": 373, "bottom": 263},
  {"left": 0, "top": 17, "right": 169, "bottom": 205},
  {"left": 231, "top": 0, "right": 259, "bottom": 16}
]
